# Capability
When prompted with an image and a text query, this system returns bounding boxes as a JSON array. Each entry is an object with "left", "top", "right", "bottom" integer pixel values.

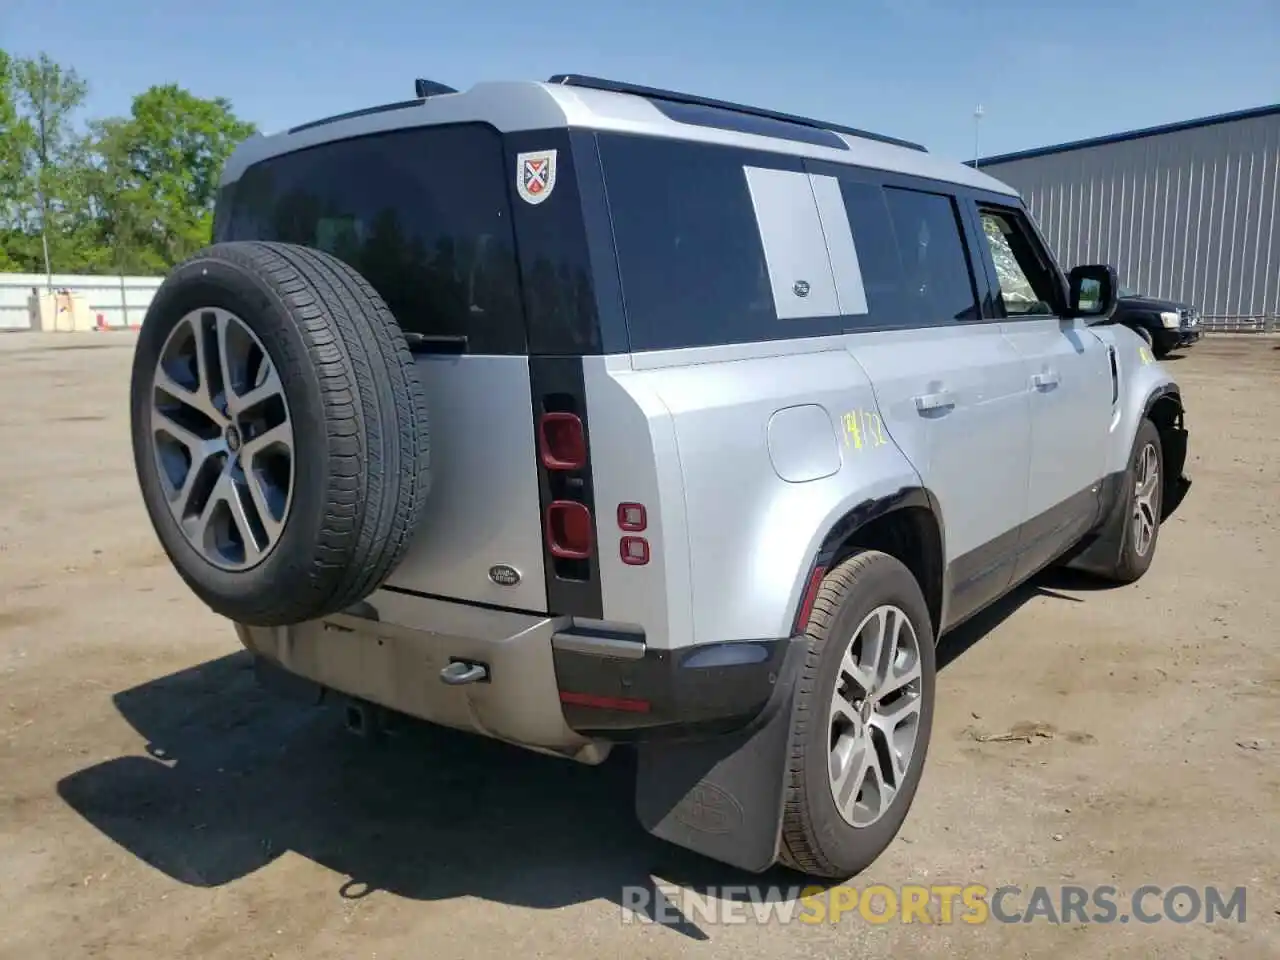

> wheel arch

[
  {"left": 793, "top": 487, "right": 947, "bottom": 639},
  {"left": 1143, "top": 385, "right": 1189, "bottom": 519}
]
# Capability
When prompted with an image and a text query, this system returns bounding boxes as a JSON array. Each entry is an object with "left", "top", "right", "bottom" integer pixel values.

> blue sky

[{"left": 3, "top": 0, "right": 1277, "bottom": 161}]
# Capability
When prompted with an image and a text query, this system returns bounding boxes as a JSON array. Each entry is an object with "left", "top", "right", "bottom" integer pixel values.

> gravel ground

[{"left": 1, "top": 332, "right": 1276, "bottom": 959}]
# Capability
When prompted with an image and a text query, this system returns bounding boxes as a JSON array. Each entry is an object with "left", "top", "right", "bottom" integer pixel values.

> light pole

[{"left": 973, "top": 104, "right": 984, "bottom": 168}]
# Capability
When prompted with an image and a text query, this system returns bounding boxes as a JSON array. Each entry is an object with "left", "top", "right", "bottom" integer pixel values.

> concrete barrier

[{"left": 1, "top": 273, "right": 163, "bottom": 332}]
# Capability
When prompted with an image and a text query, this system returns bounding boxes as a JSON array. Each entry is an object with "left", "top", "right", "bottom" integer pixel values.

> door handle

[
  {"left": 914, "top": 389, "right": 955, "bottom": 413},
  {"left": 1031, "top": 370, "right": 1060, "bottom": 390}
]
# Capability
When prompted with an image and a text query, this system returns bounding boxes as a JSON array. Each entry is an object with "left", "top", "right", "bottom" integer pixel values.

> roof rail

[{"left": 547, "top": 73, "right": 927, "bottom": 153}]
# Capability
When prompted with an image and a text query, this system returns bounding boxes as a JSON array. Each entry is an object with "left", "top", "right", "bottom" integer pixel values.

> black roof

[{"left": 971, "top": 102, "right": 1280, "bottom": 168}]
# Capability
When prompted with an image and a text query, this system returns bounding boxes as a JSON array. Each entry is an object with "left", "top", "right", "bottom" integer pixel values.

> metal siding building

[{"left": 976, "top": 105, "right": 1280, "bottom": 322}]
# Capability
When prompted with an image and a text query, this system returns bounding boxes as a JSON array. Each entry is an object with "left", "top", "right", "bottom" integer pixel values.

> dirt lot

[{"left": 1, "top": 333, "right": 1277, "bottom": 959}]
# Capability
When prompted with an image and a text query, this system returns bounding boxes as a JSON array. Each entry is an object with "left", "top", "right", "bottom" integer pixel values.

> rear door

[
  {"left": 969, "top": 201, "right": 1113, "bottom": 581},
  {"left": 804, "top": 165, "right": 1034, "bottom": 628},
  {"left": 221, "top": 123, "right": 555, "bottom": 612}
]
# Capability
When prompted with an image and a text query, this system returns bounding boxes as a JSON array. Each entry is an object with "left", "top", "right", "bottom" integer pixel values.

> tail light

[
  {"left": 620, "top": 536, "right": 649, "bottom": 565},
  {"left": 617, "top": 502, "right": 647, "bottom": 531},
  {"left": 617, "top": 503, "right": 650, "bottom": 566},
  {"left": 547, "top": 500, "right": 593, "bottom": 559},
  {"left": 530, "top": 377, "right": 599, "bottom": 617},
  {"left": 538, "top": 412, "right": 587, "bottom": 470}
]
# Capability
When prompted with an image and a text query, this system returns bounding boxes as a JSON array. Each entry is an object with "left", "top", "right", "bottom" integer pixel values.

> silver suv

[{"left": 129, "top": 74, "right": 1191, "bottom": 881}]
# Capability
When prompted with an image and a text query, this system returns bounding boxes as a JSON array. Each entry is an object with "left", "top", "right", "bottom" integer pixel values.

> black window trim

[
  {"left": 597, "top": 132, "right": 1031, "bottom": 352},
  {"left": 970, "top": 198, "right": 1071, "bottom": 321}
]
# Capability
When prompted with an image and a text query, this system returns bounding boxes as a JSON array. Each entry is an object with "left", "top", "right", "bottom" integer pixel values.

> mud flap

[
  {"left": 1160, "top": 424, "right": 1191, "bottom": 519},
  {"left": 634, "top": 639, "right": 804, "bottom": 873}
]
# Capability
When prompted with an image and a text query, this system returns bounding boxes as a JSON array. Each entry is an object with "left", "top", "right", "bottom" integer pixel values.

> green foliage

[{"left": 0, "top": 49, "right": 257, "bottom": 276}]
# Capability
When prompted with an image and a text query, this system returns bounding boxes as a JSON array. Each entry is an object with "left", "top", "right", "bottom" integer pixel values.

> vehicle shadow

[
  {"left": 935, "top": 566, "right": 1099, "bottom": 669},
  {"left": 56, "top": 567, "right": 1110, "bottom": 936},
  {"left": 56, "top": 649, "right": 782, "bottom": 939}
]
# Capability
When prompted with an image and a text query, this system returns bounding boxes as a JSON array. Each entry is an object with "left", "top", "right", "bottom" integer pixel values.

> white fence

[{"left": 0, "top": 273, "right": 163, "bottom": 331}]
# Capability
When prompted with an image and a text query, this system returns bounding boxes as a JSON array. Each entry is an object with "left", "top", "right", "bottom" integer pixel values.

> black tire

[
  {"left": 1134, "top": 325, "right": 1155, "bottom": 348},
  {"left": 779, "top": 550, "right": 936, "bottom": 880},
  {"left": 130, "top": 241, "right": 430, "bottom": 626},
  {"left": 1097, "top": 417, "right": 1163, "bottom": 584}
]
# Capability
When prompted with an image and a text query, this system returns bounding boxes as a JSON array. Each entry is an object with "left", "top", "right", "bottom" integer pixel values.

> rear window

[{"left": 224, "top": 123, "right": 526, "bottom": 354}]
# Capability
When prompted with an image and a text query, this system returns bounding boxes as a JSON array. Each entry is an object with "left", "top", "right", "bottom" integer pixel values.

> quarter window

[{"left": 597, "top": 134, "right": 778, "bottom": 350}]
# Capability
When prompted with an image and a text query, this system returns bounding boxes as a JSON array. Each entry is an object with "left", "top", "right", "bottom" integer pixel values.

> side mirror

[{"left": 1067, "top": 264, "right": 1119, "bottom": 321}]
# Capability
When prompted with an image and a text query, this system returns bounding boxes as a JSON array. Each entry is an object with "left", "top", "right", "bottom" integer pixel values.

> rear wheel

[
  {"left": 130, "top": 241, "right": 430, "bottom": 626},
  {"left": 779, "top": 550, "right": 936, "bottom": 880}
]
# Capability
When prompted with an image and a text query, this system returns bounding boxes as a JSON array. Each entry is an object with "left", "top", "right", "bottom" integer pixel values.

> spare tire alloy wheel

[
  {"left": 131, "top": 241, "right": 430, "bottom": 627},
  {"left": 152, "top": 308, "right": 293, "bottom": 570}
]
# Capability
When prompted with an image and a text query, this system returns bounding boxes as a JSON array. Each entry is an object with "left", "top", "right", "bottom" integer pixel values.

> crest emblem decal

[{"left": 516, "top": 150, "right": 557, "bottom": 205}]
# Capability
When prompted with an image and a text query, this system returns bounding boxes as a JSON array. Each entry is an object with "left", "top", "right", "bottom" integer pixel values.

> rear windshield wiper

[{"left": 403, "top": 333, "right": 468, "bottom": 355}]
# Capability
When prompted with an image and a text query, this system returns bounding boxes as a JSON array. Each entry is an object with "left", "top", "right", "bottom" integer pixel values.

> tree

[
  {"left": 0, "top": 51, "right": 258, "bottom": 276},
  {"left": 12, "top": 53, "right": 90, "bottom": 278},
  {"left": 84, "top": 117, "right": 168, "bottom": 275},
  {"left": 0, "top": 50, "right": 36, "bottom": 271},
  {"left": 100, "top": 85, "right": 257, "bottom": 268}
]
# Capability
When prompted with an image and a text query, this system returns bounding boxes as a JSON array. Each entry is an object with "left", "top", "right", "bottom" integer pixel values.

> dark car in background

[{"left": 1114, "top": 286, "right": 1201, "bottom": 358}]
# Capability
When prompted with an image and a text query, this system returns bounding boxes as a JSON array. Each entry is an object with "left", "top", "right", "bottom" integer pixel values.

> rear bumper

[
  {"left": 552, "top": 629, "right": 801, "bottom": 741},
  {"left": 237, "top": 588, "right": 793, "bottom": 757},
  {"left": 236, "top": 589, "right": 603, "bottom": 761}
]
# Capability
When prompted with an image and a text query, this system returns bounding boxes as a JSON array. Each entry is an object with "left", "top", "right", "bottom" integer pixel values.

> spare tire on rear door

[{"left": 129, "top": 241, "right": 430, "bottom": 627}]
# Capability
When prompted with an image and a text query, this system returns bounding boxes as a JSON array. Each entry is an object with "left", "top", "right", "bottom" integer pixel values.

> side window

[
  {"left": 227, "top": 124, "right": 525, "bottom": 353},
  {"left": 978, "top": 208, "right": 1061, "bottom": 317},
  {"left": 834, "top": 179, "right": 912, "bottom": 326},
  {"left": 882, "top": 188, "right": 981, "bottom": 324},
  {"left": 597, "top": 134, "right": 844, "bottom": 351},
  {"left": 597, "top": 134, "right": 775, "bottom": 350}
]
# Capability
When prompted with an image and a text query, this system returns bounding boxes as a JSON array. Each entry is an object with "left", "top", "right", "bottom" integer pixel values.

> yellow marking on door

[
  {"left": 841, "top": 409, "right": 890, "bottom": 451},
  {"left": 842, "top": 411, "right": 863, "bottom": 450},
  {"left": 862, "top": 410, "right": 889, "bottom": 447}
]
